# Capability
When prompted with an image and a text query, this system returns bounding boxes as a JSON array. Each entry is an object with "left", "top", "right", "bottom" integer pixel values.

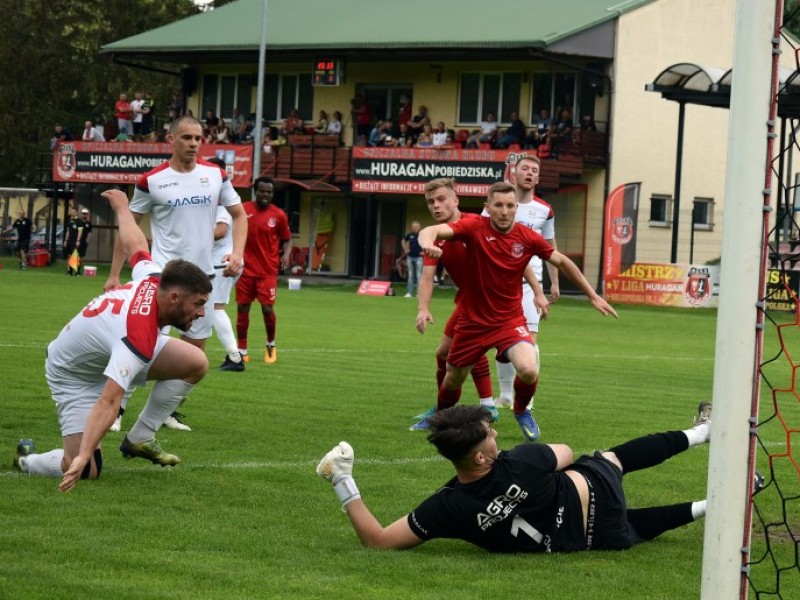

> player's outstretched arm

[
  {"left": 547, "top": 251, "right": 618, "bottom": 318},
  {"left": 317, "top": 442, "right": 423, "bottom": 549},
  {"left": 416, "top": 264, "right": 437, "bottom": 333},
  {"left": 523, "top": 265, "right": 549, "bottom": 320},
  {"left": 103, "top": 190, "right": 145, "bottom": 290},
  {"left": 545, "top": 237, "right": 560, "bottom": 302},
  {"left": 418, "top": 224, "right": 453, "bottom": 259}
]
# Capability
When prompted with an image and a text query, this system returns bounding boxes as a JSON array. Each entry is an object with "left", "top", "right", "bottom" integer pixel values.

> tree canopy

[{"left": 0, "top": 0, "right": 199, "bottom": 186}]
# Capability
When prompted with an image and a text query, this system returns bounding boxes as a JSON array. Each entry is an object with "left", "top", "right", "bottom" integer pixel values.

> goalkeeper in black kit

[{"left": 317, "top": 403, "right": 712, "bottom": 552}]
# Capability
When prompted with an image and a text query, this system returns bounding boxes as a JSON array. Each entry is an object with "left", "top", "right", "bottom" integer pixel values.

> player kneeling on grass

[
  {"left": 317, "top": 403, "right": 712, "bottom": 552},
  {"left": 13, "top": 189, "right": 211, "bottom": 492}
]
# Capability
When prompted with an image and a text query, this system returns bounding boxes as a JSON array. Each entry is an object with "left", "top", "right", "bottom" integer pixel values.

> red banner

[
  {"left": 52, "top": 141, "right": 254, "bottom": 188},
  {"left": 351, "top": 147, "right": 527, "bottom": 196},
  {"left": 356, "top": 280, "right": 395, "bottom": 296},
  {"left": 603, "top": 182, "right": 641, "bottom": 281}
]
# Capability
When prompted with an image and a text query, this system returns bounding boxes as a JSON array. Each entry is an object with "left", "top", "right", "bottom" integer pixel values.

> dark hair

[
  {"left": 427, "top": 406, "right": 492, "bottom": 463},
  {"left": 160, "top": 259, "right": 212, "bottom": 296},
  {"left": 252, "top": 176, "right": 274, "bottom": 191}
]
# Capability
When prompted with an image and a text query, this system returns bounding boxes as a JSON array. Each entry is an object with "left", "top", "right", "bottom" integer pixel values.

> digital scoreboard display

[{"left": 313, "top": 59, "right": 340, "bottom": 86}]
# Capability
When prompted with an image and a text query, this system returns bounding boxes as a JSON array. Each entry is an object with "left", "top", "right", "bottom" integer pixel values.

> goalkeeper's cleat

[
  {"left": 753, "top": 469, "right": 765, "bottom": 493},
  {"left": 219, "top": 356, "right": 245, "bottom": 372},
  {"left": 120, "top": 436, "right": 180, "bottom": 466},
  {"left": 486, "top": 404, "right": 500, "bottom": 423},
  {"left": 693, "top": 401, "right": 712, "bottom": 427},
  {"left": 410, "top": 418, "right": 432, "bottom": 431},
  {"left": 495, "top": 396, "right": 513, "bottom": 409},
  {"left": 264, "top": 345, "right": 277, "bottom": 364},
  {"left": 109, "top": 415, "right": 122, "bottom": 432},
  {"left": 515, "top": 410, "right": 541, "bottom": 442},
  {"left": 413, "top": 406, "right": 437, "bottom": 421},
  {"left": 13, "top": 439, "right": 35, "bottom": 470},
  {"left": 163, "top": 412, "right": 192, "bottom": 431}
]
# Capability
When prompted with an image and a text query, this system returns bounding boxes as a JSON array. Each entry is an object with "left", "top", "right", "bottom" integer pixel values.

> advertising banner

[
  {"left": 52, "top": 141, "right": 254, "bottom": 188},
  {"left": 765, "top": 269, "right": 800, "bottom": 312},
  {"left": 604, "top": 262, "right": 720, "bottom": 308}
]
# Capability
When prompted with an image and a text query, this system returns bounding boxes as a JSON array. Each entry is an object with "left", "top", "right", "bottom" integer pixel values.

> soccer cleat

[
  {"left": 264, "top": 345, "right": 277, "bottom": 364},
  {"left": 515, "top": 410, "right": 541, "bottom": 442},
  {"left": 753, "top": 469, "right": 765, "bottom": 493},
  {"left": 413, "top": 406, "right": 437, "bottom": 421},
  {"left": 13, "top": 439, "right": 35, "bottom": 470},
  {"left": 120, "top": 436, "right": 180, "bottom": 466},
  {"left": 219, "top": 356, "right": 245, "bottom": 372},
  {"left": 410, "top": 419, "right": 431, "bottom": 431},
  {"left": 110, "top": 415, "right": 122, "bottom": 432},
  {"left": 495, "top": 396, "right": 513, "bottom": 409},
  {"left": 404, "top": 293, "right": 413, "bottom": 298},
  {"left": 486, "top": 405, "right": 500, "bottom": 423},
  {"left": 241, "top": 352, "right": 250, "bottom": 363},
  {"left": 693, "top": 401, "right": 712, "bottom": 427},
  {"left": 163, "top": 412, "right": 192, "bottom": 431}
]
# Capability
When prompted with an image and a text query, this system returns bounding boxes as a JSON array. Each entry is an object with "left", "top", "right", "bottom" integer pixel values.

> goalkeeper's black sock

[{"left": 608, "top": 431, "right": 688, "bottom": 474}]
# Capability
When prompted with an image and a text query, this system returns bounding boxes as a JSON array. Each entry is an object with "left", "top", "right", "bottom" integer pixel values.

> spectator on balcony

[
  {"left": 466, "top": 112, "right": 497, "bottom": 148},
  {"left": 382, "top": 119, "right": 401, "bottom": 147},
  {"left": 368, "top": 120, "right": 388, "bottom": 147},
  {"left": 314, "top": 110, "right": 329, "bottom": 134},
  {"left": 282, "top": 108, "right": 305, "bottom": 136},
  {"left": 550, "top": 109, "right": 575, "bottom": 157},
  {"left": 208, "top": 119, "right": 232, "bottom": 144},
  {"left": 580, "top": 113, "right": 598, "bottom": 131},
  {"left": 415, "top": 124, "right": 434, "bottom": 148},
  {"left": 396, "top": 123, "right": 414, "bottom": 148},
  {"left": 81, "top": 120, "right": 105, "bottom": 142},
  {"left": 351, "top": 95, "right": 372, "bottom": 140},
  {"left": 204, "top": 109, "right": 220, "bottom": 138},
  {"left": 230, "top": 108, "right": 247, "bottom": 142},
  {"left": 524, "top": 108, "right": 552, "bottom": 150},
  {"left": 407, "top": 105, "right": 431, "bottom": 140},
  {"left": 50, "top": 123, "right": 74, "bottom": 150},
  {"left": 496, "top": 112, "right": 526, "bottom": 149},
  {"left": 398, "top": 97, "right": 412, "bottom": 128},
  {"left": 432, "top": 122, "right": 449, "bottom": 148},
  {"left": 326, "top": 111, "right": 343, "bottom": 139},
  {"left": 114, "top": 92, "right": 133, "bottom": 140}
]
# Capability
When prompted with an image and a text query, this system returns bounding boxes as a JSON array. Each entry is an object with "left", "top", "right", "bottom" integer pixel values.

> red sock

[
  {"left": 513, "top": 376, "right": 537, "bottom": 415},
  {"left": 470, "top": 354, "right": 493, "bottom": 399},
  {"left": 437, "top": 385, "right": 462, "bottom": 411},
  {"left": 436, "top": 358, "right": 446, "bottom": 389},
  {"left": 236, "top": 311, "right": 250, "bottom": 350},
  {"left": 264, "top": 310, "right": 277, "bottom": 344}
]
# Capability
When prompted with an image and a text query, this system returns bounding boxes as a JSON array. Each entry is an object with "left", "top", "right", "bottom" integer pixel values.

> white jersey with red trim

[
  {"left": 130, "top": 160, "right": 240, "bottom": 274},
  {"left": 212, "top": 205, "right": 233, "bottom": 268},
  {"left": 46, "top": 259, "right": 164, "bottom": 390}
]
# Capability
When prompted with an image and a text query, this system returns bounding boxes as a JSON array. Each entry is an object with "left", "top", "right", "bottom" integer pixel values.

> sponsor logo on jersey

[
  {"left": 685, "top": 267, "right": 711, "bottom": 306},
  {"left": 268, "top": 217, "right": 277, "bottom": 227},
  {"left": 157, "top": 181, "right": 179, "bottom": 190},
  {"left": 130, "top": 280, "right": 158, "bottom": 316},
  {"left": 476, "top": 484, "right": 529, "bottom": 531},
  {"left": 485, "top": 236, "right": 496, "bottom": 242},
  {"left": 512, "top": 242, "right": 524, "bottom": 258},
  {"left": 166, "top": 195, "right": 213, "bottom": 208},
  {"left": 199, "top": 176, "right": 210, "bottom": 187}
]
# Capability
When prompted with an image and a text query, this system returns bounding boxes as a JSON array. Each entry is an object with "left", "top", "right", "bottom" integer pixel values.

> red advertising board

[
  {"left": 52, "top": 141, "right": 254, "bottom": 188},
  {"left": 356, "top": 280, "right": 395, "bottom": 296},
  {"left": 351, "top": 147, "right": 525, "bottom": 196}
]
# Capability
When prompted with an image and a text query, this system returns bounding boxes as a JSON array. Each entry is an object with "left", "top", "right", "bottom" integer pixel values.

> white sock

[
  {"left": 128, "top": 379, "right": 195, "bottom": 443},
  {"left": 496, "top": 360, "right": 516, "bottom": 401},
  {"left": 20, "top": 449, "right": 65, "bottom": 477},
  {"left": 691, "top": 500, "right": 707, "bottom": 520},
  {"left": 480, "top": 397, "right": 496, "bottom": 407},
  {"left": 684, "top": 423, "right": 710, "bottom": 447},
  {"left": 266, "top": 341, "right": 276, "bottom": 348},
  {"left": 213, "top": 309, "right": 240, "bottom": 360}
]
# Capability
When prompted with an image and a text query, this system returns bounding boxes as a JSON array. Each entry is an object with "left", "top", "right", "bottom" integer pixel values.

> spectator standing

[
  {"left": 230, "top": 108, "right": 246, "bottom": 142},
  {"left": 352, "top": 95, "right": 372, "bottom": 140},
  {"left": 403, "top": 221, "right": 423, "bottom": 298},
  {"left": 130, "top": 91, "right": 146, "bottom": 141},
  {"left": 63, "top": 207, "right": 82, "bottom": 276},
  {"left": 204, "top": 109, "right": 220, "bottom": 138},
  {"left": 140, "top": 92, "right": 155, "bottom": 141},
  {"left": 5, "top": 209, "right": 33, "bottom": 269},
  {"left": 51, "top": 124, "right": 74, "bottom": 150},
  {"left": 76, "top": 208, "right": 92, "bottom": 274},
  {"left": 81, "top": 120, "right": 105, "bottom": 142},
  {"left": 496, "top": 112, "right": 526, "bottom": 149},
  {"left": 407, "top": 105, "right": 431, "bottom": 140},
  {"left": 114, "top": 92, "right": 133, "bottom": 137}
]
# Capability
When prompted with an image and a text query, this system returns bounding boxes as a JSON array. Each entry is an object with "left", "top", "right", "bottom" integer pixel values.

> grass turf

[{"left": 0, "top": 262, "right": 791, "bottom": 599}]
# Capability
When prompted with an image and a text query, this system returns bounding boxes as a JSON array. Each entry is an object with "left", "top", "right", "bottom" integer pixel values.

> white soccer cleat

[
  {"left": 163, "top": 413, "right": 192, "bottom": 431},
  {"left": 496, "top": 396, "right": 513, "bottom": 409},
  {"left": 316, "top": 441, "right": 354, "bottom": 482},
  {"left": 110, "top": 416, "right": 122, "bottom": 432}
]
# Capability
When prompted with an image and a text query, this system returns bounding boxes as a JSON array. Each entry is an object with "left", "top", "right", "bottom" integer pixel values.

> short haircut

[
  {"left": 427, "top": 406, "right": 493, "bottom": 463},
  {"left": 170, "top": 115, "right": 202, "bottom": 134},
  {"left": 488, "top": 181, "right": 516, "bottom": 199},
  {"left": 424, "top": 177, "right": 456, "bottom": 199},
  {"left": 515, "top": 154, "right": 541, "bottom": 169},
  {"left": 159, "top": 259, "right": 212, "bottom": 296},
  {"left": 253, "top": 176, "right": 274, "bottom": 191}
]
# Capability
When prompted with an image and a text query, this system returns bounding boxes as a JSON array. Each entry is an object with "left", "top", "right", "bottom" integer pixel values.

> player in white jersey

[
  {"left": 13, "top": 189, "right": 212, "bottom": 492},
  {"left": 104, "top": 115, "right": 247, "bottom": 430}
]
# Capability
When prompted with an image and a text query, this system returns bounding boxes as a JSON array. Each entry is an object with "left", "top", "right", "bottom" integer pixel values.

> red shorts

[
  {"left": 443, "top": 305, "right": 462, "bottom": 339},
  {"left": 236, "top": 274, "right": 278, "bottom": 306},
  {"left": 447, "top": 316, "right": 533, "bottom": 368}
]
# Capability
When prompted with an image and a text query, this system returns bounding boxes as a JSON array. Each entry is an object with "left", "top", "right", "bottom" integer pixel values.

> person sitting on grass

[{"left": 317, "top": 402, "right": 713, "bottom": 552}]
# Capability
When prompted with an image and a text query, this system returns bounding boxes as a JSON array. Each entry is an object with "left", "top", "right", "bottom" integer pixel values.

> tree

[{"left": 0, "top": 0, "right": 199, "bottom": 186}]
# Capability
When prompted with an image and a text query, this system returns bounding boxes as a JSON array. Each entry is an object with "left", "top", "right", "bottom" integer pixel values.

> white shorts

[
  {"left": 212, "top": 269, "right": 240, "bottom": 305},
  {"left": 46, "top": 335, "right": 169, "bottom": 436},
  {"left": 183, "top": 307, "right": 214, "bottom": 339},
  {"left": 522, "top": 282, "right": 542, "bottom": 333}
]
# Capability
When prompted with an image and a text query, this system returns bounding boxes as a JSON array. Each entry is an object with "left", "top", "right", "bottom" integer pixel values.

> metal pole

[
  {"left": 251, "top": 0, "right": 268, "bottom": 190},
  {"left": 670, "top": 101, "right": 685, "bottom": 263},
  {"left": 689, "top": 200, "right": 696, "bottom": 265}
]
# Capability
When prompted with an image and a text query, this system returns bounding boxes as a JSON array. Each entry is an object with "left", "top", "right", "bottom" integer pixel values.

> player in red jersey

[
  {"left": 13, "top": 189, "right": 212, "bottom": 491},
  {"left": 236, "top": 177, "right": 292, "bottom": 364},
  {"left": 418, "top": 181, "right": 617, "bottom": 441},
  {"left": 412, "top": 178, "right": 549, "bottom": 430}
]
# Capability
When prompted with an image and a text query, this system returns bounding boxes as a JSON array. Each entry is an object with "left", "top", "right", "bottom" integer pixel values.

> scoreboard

[{"left": 313, "top": 58, "right": 340, "bottom": 86}]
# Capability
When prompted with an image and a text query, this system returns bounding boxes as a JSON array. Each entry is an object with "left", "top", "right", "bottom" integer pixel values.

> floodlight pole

[
  {"left": 700, "top": 1, "right": 776, "bottom": 598},
  {"left": 252, "top": 0, "right": 269, "bottom": 191},
  {"left": 670, "top": 101, "right": 685, "bottom": 264}
]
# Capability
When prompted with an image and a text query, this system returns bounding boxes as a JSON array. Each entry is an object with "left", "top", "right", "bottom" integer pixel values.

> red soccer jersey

[
  {"left": 424, "top": 212, "right": 482, "bottom": 304},
  {"left": 448, "top": 216, "right": 554, "bottom": 327},
  {"left": 242, "top": 201, "right": 291, "bottom": 278}
]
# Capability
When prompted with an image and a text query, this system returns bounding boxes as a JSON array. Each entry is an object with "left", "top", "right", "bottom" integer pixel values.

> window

[
  {"left": 649, "top": 194, "right": 672, "bottom": 227},
  {"left": 458, "top": 73, "right": 523, "bottom": 125},
  {"left": 264, "top": 73, "right": 313, "bottom": 123},
  {"left": 531, "top": 72, "right": 582, "bottom": 123},
  {"left": 692, "top": 197, "right": 714, "bottom": 230},
  {"left": 201, "top": 74, "right": 254, "bottom": 119}
]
